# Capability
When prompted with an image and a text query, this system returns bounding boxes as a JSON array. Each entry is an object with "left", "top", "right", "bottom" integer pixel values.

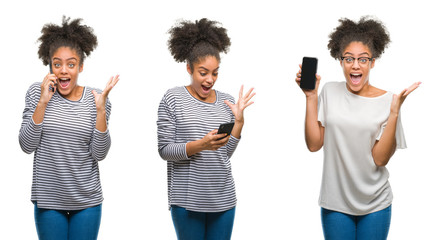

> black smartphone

[
  {"left": 300, "top": 57, "right": 318, "bottom": 90},
  {"left": 49, "top": 61, "right": 55, "bottom": 92},
  {"left": 217, "top": 122, "right": 235, "bottom": 139}
]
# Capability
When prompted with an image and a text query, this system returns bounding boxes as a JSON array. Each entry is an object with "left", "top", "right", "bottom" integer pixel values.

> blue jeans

[
  {"left": 171, "top": 205, "right": 236, "bottom": 240},
  {"left": 34, "top": 203, "right": 102, "bottom": 240},
  {"left": 321, "top": 205, "right": 391, "bottom": 240}
]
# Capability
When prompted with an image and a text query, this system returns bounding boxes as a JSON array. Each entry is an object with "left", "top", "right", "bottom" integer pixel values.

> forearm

[
  {"left": 95, "top": 109, "right": 107, "bottom": 132},
  {"left": 186, "top": 139, "right": 204, "bottom": 157},
  {"left": 91, "top": 128, "right": 111, "bottom": 161},
  {"left": 372, "top": 113, "right": 398, "bottom": 166},
  {"left": 32, "top": 101, "right": 48, "bottom": 124},
  {"left": 230, "top": 120, "right": 244, "bottom": 139},
  {"left": 305, "top": 95, "right": 323, "bottom": 152}
]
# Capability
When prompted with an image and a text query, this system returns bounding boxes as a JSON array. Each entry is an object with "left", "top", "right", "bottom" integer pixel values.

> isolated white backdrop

[{"left": 1, "top": 0, "right": 441, "bottom": 239}]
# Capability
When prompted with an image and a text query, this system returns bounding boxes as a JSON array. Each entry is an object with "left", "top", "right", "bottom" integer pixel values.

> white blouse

[{"left": 318, "top": 81, "right": 406, "bottom": 215}]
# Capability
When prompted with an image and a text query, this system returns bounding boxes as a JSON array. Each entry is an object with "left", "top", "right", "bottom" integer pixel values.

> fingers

[
  {"left": 238, "top": 85, "right": 244, "bottom": 99},
  {"left": 403, "top": 81, "right": 421, "bottom": 96},
  {"left": 102, "top": 75, "right": 120, "bottom": 98}
]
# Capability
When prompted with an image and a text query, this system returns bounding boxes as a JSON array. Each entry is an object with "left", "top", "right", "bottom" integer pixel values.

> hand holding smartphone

[
  {"left": 217, "top": 122, "right": 235, "bottom": 139},
  {"left": 300, "top": 57, "right": 318, "bottom": 90}
]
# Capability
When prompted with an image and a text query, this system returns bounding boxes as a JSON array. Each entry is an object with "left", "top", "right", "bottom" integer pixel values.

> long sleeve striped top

[
  {"left": 157, "top": 86, "right": 239, "bottom": 212},
  {"left": 19, "top": 82, "right": 111, "bottom": 210}
]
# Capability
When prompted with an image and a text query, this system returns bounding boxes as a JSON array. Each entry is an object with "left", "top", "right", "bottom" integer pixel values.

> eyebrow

[
  {"left": 198, "top": 66, "right": 219, "bottom": 72},
  {"left": 343, "top": 52, "right": 370, "bottom": 56},
  {"left": 52, "top": 57, "right": 78, "bottom": 62}
]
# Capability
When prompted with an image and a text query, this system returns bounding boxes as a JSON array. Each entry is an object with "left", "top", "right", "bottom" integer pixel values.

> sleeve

[
  {"left": 226, "top": 95, "right": 240, "bottom": 159},
  {"left": 317, "top": 85, "right": 326, "bottom": 127},
  {"left": 91, "top": 94, "right": 112, "bottom": 161},
  {"left": 19, "top": 83, "right": 43, "bottom": 154},
  {"left": 157, "top": 91, "right": 190, "bottom": 161},
  {"left": 376, "top": 111, "right": 407, "bottom": 149}
]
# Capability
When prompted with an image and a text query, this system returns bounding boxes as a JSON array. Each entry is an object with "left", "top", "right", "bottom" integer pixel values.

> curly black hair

[
  {"left": 37, "top": 16, "right": 98, "bottom": 66},
  {"left": 167, "top": 18, "right": 231, "bottom": 71},
  {"left": 328, "top": 16, "right": 390, "bottom": 59}
]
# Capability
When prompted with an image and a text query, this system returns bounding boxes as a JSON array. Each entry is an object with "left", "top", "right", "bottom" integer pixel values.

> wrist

[
  {"left": 234, "top": 119, "right": 244, "bottom": 126},
  {"left": 37, "top": 100, "right": 49, "bottom": 108}
]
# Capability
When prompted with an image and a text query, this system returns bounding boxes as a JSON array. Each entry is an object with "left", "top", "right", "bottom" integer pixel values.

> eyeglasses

[{"left": 340, "top": 56, "right": 373, "bottom": 65}]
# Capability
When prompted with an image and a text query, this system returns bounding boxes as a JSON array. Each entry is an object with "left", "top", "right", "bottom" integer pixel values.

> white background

[{"left": 1, "top": 0, "right": 441, "bottom": 239}]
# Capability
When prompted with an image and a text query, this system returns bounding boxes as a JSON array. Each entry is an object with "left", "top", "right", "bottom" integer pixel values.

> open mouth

[
  {"left": 201, "top": 85, "right": 212, "bottom": 93},
  {"left": 350, "top": 73, "right": 362, "bottom": 85},
  {"left": 58, "top": 78, "right": 71, "bottom": 89}
]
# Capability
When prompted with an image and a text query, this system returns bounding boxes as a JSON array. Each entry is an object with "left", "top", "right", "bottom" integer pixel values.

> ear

[
  {"left": 186, "top": 63, "right": 192, "bottom": 75},
  {"left": 79, "top": 63, "right": 84, "bottom": 73}
]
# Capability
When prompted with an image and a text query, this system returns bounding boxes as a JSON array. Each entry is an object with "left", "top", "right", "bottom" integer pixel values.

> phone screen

[
  {"left": 300, "top": 57, "right": 318, "bottom": 90},
  {"left": 217, "top": 122, "right": 235, "bottom": 139}
]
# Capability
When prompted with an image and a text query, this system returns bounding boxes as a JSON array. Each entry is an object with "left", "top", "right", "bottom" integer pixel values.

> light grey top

[
  {"left": 318, "top": 81, "right": 406, "bottom": 215},
  {"left": 157, "top": 86, "right": 240, "bottom": 212},
  {"left": 19, "top": 82, "right": 111, "bottom": 210}
]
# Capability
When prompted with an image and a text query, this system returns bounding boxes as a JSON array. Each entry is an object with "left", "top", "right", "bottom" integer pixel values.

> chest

[
  {"left": 324, "top": 94, "right": 391, "bottom": 136},
  {"left": 42, "top": 96, "right": 96, "bottom": 142}
]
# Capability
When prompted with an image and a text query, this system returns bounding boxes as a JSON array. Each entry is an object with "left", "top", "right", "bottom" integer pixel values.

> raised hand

[
  {"left": 295, "top": 64, "right": 321, "bottom": 98},
  {"left": 39, "top": 72, "right": 57, "bottom": 104},
  {"left": 92, "top": 75, "right": 120, "bottom": 111},
  {"left": 224, "top": 85, "right": 255, "bottom": 123},
  {"left": 391, "top": 82, "right": 421, "bottom": 114}
]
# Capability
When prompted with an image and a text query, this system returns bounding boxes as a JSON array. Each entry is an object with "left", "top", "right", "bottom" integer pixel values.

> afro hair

[
  {"left": 328, "top": 16, "right": 390, "bottom": 59},
  {"left": 37, "top": 16, "right": 97, "bottom": 66},
  {"left": 167, "top": 18, "right": 231, "bottom": 70}
]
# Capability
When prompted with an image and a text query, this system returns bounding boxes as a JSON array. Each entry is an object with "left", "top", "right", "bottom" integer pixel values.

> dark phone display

[
  {"left": 300, "top": 57, "right": 318, "bottom": 90},
  {"left": 217, "top": 122, "right": 235, "bottom": 139}
]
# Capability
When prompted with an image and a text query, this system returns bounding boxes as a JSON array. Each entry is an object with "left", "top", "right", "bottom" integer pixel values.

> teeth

[
  {"left": 60, "top": 78, "right": 70, "bottom": 80},
  {"left": 351, "top": 74, "right": 361, "bottom": 76}
]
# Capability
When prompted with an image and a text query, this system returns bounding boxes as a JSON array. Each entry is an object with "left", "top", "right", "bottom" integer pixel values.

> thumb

[
  {"left": 92, "top": 90, "right": 99, "bottom": 99},
  {"left": 224, "top": 100, "right": 234, "bottom": 108}
]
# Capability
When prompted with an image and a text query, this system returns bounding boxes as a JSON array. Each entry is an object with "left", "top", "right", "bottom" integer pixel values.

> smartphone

[
  {"left": 300, "top": 57, "right": 318, "bottom": 90},
  {"left": 49, "top": 61, "right": 55, "bottom": 92},
  {"left": 217, "top": 122, "right": 235, "bottom": 139}
]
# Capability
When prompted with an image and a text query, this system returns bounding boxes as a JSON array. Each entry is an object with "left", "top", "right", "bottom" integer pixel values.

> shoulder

[
  {"left": 160, "top": 86, "right": 186, "bottom": 107},
  {"left": 215, "top": 89, "right": 235, "bottom": 103},
  {"left": 320, "top": 81, "right": 344, "bottom": 97},
  {"left": 25, "top": 82, "right": 42, "bottom": 100},
  {"left": 27, "top": 82, "right": 42, "bottom": 94}
]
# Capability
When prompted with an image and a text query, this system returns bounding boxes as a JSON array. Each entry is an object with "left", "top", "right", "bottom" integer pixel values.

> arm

[
  {"left": 372, "top": 82, "right": 421, "bottom": 166},
  {"left": 19, "top": 75, "right": 57, "bottom": 154},
  {"left": 224, "top": 85, "right": 255, "bottom": 158},
  {"left": 296, "top": 64, "right": 324, "bottom": 152},
  {"left": 91, "top": 75, "right": 119, "bottom": 161}
]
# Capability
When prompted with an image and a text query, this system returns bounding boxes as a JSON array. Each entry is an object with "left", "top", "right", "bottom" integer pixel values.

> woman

[
  {"left": 295, "top": 17, "right": 420, "bottom": 239},
  {"left": 19, "top": 16, "right": 119, "bottom": 240},
  {"left": 157, "top": 18, "right": 255, "bottom": 240}
]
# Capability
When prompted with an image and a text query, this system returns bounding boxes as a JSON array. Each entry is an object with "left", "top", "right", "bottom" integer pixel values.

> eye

[
  {"left": 359, "top": 58, "right": 368, "bottom": 63},
  {"left": 54, "top": 63, "right": 61, "bottom": 68},
  {"left": 200, "top": 72, "right": 207, "bottom": 77},
  {"left": 68, "top": 63, "right": 75, "bottom": 68},
  {"left": 345, "top": 57, "right": 354, "bottom": 63},
  {"left": 213, "top": 72, "right": 218, "bottom": 77}
]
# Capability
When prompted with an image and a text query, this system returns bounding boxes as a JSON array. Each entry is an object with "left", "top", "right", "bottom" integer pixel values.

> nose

[
  {"left": 207, "top": 75, "right": 214, "bottom": 84},
  {"left": 351, "top": 59, "right": 360, "bottom": 69},
  {"left": 60, "top": 64, "right": 68, "bottom": 74}
]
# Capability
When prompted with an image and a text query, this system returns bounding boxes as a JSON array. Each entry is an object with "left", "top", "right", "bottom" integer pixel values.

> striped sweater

[
  {"left": 157, "top": 86, "right": 239, "bottom": 212},
  {"left": 19, "top": 82, "right": 111, "bottom": 210}
]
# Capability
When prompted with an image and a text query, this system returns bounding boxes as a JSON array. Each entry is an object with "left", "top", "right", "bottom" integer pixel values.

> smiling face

[
  {"left": 186, "top": 55, "right": 219, "bottom": 103},
  {"left": 51, "top": 47, "right": 83, "bottom": 100},
  {"left": 340, "top": 41, "right": 375, "bottom": 95}
]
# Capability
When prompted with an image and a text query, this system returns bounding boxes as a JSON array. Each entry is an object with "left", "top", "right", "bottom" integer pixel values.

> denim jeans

[
  {"left": 321, "top": 205, "right": 391, "bottom": 240},
  {"left": 171, "top": 205, "right": 236, "bottom": 240},
  {"left": 34, "top": 203, "right": 102, "bottom": 240}
]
